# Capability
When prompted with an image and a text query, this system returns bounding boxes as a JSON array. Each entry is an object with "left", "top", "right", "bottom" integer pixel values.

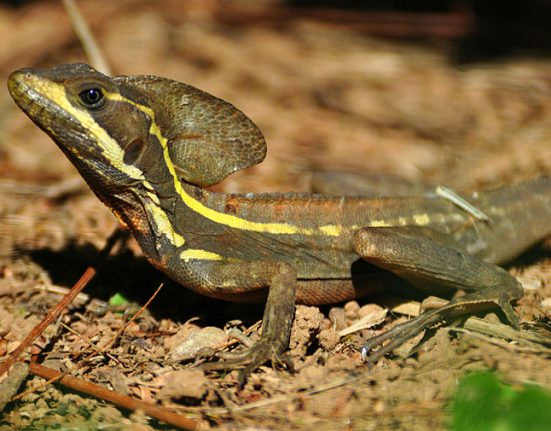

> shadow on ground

[{"left": 25, "top": 241, "right": 266, "bottom": 326}]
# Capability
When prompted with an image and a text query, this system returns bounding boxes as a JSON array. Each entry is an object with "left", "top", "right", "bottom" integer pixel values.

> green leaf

[
  {"left": 108, "top": 292, "right": 130, "bottom": 307},
  {"left": 450, "top": 372, "right": 551, "bottom": 431}
]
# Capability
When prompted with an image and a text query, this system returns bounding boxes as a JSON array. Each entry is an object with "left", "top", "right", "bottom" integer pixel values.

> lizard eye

[{"left": 78, "top": 87, "right": 105, "bottom": 109}]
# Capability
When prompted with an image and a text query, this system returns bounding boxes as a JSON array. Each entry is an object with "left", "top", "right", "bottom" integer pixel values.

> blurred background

[
  {"left": 2, "top": 0, "right": 551, "bottom": 191},
  {"left": 0, "top": 2, "right": 550, "bottom": 429}
]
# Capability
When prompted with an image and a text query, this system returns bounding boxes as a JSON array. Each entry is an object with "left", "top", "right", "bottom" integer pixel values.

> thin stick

[
  {"left": 28, "top": 362, "right": 199, "bottom": 431},
  {"left": 12, "top": 282, "right": 164, "bottom": 400},
  {"left": 98, "top": 282, "right": 165, "bottom": 352},
  {"left": 60, "top": 322, "right": 121, "bottom": 365},
  {"left": 436, "top": 185, "right": 489, "bottom": 221},
  {"left": 62, "top": 0, "right": 112, "bottom": 75},
  {"left": 0, "top": 229, "right": 125, "bottom": 378}
]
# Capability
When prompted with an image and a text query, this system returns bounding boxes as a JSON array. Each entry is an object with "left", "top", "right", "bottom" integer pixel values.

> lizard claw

[
  {"left": 361, "top": 290, "right": 522, "bottom": 365},
  {"left": 200, "top": 339, "right": 294, "bottom": 387},
  {"left": 360, "top": 306, "right": 451, "bottom": 366}
]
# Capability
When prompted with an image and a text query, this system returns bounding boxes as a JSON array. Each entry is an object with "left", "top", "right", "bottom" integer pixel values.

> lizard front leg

[
  {"left": 188, "top": 260, "right": 297, "bottom": 383},
  {"left": 353, "top": 227, "right": 523, "bottom": 364}
]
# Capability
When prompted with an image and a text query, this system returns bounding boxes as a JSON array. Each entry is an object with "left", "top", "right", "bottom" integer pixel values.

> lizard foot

[
  {"left": 361, "top": 306, "right": 444, "bottom": 366},
  {"left": 201, "top": 339, "right": 293, "bottom": 387},
  {"left": 361, "top": 291, "right": 521, "bottom": 366}
]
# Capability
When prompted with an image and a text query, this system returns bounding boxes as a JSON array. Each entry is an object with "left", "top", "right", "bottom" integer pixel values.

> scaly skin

[{"left": 8, "top": 64, "right": 551, "bottom": 382}]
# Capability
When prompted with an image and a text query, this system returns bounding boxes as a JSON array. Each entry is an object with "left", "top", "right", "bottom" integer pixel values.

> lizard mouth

[
  {"left": 8, "top": 70, "right": 83, "bottom": 139},
  {"left": 8, "top": 67, "right": 148, "bottom": 197}
]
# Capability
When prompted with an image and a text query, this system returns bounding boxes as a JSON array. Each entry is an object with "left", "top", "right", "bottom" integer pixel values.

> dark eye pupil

[{"left": 79, "top": 88, "right": 103, "bottom": 107}]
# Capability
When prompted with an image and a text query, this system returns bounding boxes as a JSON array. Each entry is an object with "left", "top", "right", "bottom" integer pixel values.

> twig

[
  {"left": 436, "top": 185, "right": 489, "bottom": 221},
  {"left": 212, "top": 7, "right": 473, "bottom": 39},
  {"left": 450, "top": 327, "right": 551, "bottom": 355},
  {"left": 28, "top": 362, "right": 199, "bottom": 431},
  {"left": 35, "top": 283, "right": 93, "bottom": 304},
  {"left": 59, "top": 322, "right": 121, "bottom": 365},
  {"left": 448, "top": 316, "right": 551, "bottom": 354},
  {"left": 0, "top": 228, "right": 125, "bottom": 378},
  {"left": 62, "top": 0, "right": 111, "bottom": 75},
  {"left": 98, "top": 282, "right": 164, "bottom": 353},
  {"left": 12, "top": 283, "right": 164, "bottom": 401}
]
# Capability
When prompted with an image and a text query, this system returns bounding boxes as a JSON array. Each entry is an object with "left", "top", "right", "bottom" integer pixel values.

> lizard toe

[{"left": 200, "top": 339, "right": 294, "bottom": 386}]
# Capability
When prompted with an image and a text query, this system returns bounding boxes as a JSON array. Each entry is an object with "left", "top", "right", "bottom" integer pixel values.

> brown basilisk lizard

[{"left": 8, "top": 64, "right": 551, "bottom": 380}]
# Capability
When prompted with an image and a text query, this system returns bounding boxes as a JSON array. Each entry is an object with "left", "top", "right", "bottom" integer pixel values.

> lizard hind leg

[{"left": 353, "top": 227, "right": 523, "bottom": 364}]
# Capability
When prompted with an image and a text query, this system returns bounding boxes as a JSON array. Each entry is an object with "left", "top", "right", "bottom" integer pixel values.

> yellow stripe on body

[
  {"left": 318, "top": 224, "right": 344, "bottom": 236},
  {"left": 180, "top": 249, "right": 223, "bottom": 262},
  {"left": 145, "top": 192, "right": 186, "bottom": 247},
  {"left": 106, "top": 92, "right": 438, "bottom": 236},
  {"left": 105, "top": 92, "right": 326, "bottom": 235},
  {"left": 29, "top": 80, "right": 441, "bottom": 242},
  {"left": 413, "top": 213, "right": 430, "bottom": 225},
  {"left": 106, "top": 93, "right": 324, "bottom": 236}
]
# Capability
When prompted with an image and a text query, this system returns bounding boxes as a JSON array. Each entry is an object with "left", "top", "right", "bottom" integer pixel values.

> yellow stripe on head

[
  {"left": 25, "top": 76, "right": 146, "bottom": 182},
  {"left": 19, "top": 76, "right": 187, "bottom": 249}
]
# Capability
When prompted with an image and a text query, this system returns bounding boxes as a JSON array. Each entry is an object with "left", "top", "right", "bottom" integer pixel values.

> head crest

[{"left": 116, "top": 75, "right": 266, "bottom": 186}]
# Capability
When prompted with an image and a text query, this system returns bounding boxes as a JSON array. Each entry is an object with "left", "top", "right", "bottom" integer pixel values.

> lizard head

[{"left": 7, "top": 63, "right": 267, "bottom": 199}]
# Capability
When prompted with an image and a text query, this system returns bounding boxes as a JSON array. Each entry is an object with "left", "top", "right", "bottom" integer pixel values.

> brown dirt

[{"left": 0, "top": 1, "right": 550, "bottom": 430}]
